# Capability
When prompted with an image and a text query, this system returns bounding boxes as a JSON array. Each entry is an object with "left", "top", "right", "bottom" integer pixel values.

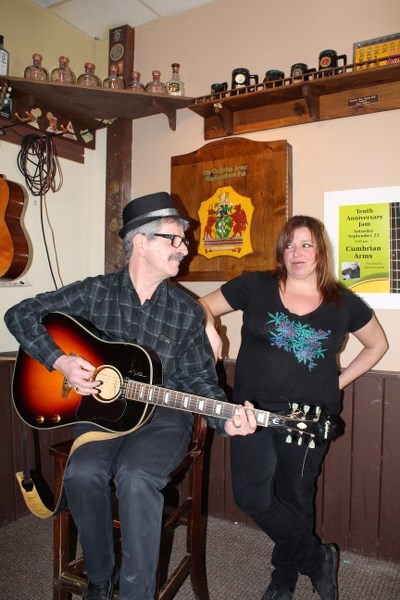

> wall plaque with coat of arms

[{"left": 171, "top": 137, "right": 292, "bottom": 281}]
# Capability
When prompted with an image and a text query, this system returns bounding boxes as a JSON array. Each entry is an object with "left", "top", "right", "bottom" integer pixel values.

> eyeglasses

[{"left": 152, "top": 233, "right": 189, "bottom": 248}]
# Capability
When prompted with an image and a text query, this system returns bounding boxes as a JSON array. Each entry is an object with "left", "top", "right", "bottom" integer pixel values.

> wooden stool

[{"left": 50, "top": 414, "right": 210, "bottom": 600}]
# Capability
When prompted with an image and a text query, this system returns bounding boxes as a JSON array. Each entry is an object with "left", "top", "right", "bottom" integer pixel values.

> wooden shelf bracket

[
  {"left": 213, "top": 102, "right": 233, "bottom": 135},
  {"left": 152, "top": 99, "right": 177, "bottom": 130},
  {"left": 302, "top": 84, "right": 320, "bottom": 121}
]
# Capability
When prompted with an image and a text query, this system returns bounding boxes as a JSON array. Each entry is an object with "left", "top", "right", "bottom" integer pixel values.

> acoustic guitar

[
  {"left": 12, "top": 312, "right": 337, "bottom": 446},
  {"left": 0, "top": 175, "right": 30, "bottom": 280}
]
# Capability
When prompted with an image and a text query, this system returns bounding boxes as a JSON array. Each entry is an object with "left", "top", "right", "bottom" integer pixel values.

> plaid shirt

[{"left": 5, "top": 268, "right": 226, "bottom": 432}]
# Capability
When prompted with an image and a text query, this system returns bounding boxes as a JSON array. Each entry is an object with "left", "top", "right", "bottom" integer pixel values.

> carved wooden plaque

[{"left": 171, "top": 137, "right": 292, "bottom": 281}]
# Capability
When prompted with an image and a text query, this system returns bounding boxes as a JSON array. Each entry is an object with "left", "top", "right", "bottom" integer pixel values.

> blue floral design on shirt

[{"left": 267, "top": 312, "right": 331, "bottom": 370}]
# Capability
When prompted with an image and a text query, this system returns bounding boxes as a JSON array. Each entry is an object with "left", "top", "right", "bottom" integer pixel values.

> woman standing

[{"left": 200, "top": 215, "right": 388, "bottom": 600}]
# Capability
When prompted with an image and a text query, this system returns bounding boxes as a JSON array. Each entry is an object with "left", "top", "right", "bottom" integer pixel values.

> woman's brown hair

[{"left": 274, "top": 215, "right": 343, "bottom": 305}]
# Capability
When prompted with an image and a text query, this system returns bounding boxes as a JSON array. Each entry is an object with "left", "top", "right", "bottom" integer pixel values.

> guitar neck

[{"left": 125, "top": 379, "right": 272, "bottom": 427}]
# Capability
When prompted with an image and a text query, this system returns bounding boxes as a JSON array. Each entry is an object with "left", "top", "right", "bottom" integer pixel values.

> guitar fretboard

[{"left": 125, "top": 378, "right": 273, "bottom": 427}]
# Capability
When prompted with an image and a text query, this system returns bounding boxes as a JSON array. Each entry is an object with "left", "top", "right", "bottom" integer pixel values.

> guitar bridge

[{"left": 62, "top": 377, "right": 74, "bottom": 398}]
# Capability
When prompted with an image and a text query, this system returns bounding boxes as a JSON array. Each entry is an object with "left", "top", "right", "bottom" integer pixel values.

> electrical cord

[
  {"left": 16, "top": 133, "right": 64, "bottom": 289},
  {"left": 17, "top": 133, "right": 63, "bottom": 196}
]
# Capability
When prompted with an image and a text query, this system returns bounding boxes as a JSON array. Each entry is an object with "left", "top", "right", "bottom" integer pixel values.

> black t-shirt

[{"left": 221, "top": 271, "right": 373, "bottom": 414}]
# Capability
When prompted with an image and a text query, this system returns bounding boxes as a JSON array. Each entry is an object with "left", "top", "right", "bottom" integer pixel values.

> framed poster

[
  {"left": 353, "top": 32, "right": 400, "bottom": 70},
  {"left": 324, "top": 186, "right": 400, "bottom": 309},
  {"left": 171, "top": 137, "right": 292, "bottom": 281}
]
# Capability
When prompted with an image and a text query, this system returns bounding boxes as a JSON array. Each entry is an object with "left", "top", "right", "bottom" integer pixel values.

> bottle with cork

[
  {"left": 24, "top": 54, "right": 49, "bottom": 81},
  {"left": 0, "top": 35, "right": 9, "bottom": 77},
  {"left": 166, "top": 63, "right": 185, "bottom": 96},
  {"left": 145, "top": 70, "right": 167, "bottom": 94},
  {"left": 50, "top": 56, "right": 76, "bottom": 83}
]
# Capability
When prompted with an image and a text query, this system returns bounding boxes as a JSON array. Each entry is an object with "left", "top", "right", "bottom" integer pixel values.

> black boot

[
  {"left": 83, "top": 577, "right": 114, "bottom": 600},
  {"left": 311, "top": 543, "right": 339, "bottom": 600},
  {"left": 261, "top": 580, "right": 295, "bottom": 600}
]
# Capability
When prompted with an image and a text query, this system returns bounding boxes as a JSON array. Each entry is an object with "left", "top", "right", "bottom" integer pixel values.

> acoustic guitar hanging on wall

[{"left": 0, "top": 174, "right": 30, "bottom": 281}]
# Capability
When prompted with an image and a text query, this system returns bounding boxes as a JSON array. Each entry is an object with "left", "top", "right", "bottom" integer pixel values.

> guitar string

[{"left": 86, "top": 373, "right": 318, "bottom": 433}]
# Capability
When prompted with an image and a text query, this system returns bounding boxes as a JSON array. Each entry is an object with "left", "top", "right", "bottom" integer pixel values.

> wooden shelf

[
  {"left": 7, "top": 76, "right": 193, "bottom": 131},
  {"left": 1, "top": 77, "right": 194, "bottom": 161},
  {"left": 189, "top": 60, "right": 400, "bottom": 139}
]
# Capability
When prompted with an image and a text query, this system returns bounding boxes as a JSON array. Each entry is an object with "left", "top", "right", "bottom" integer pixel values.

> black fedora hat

[{"left": 119, "top": 192, "right": 189, "bottom": 239}]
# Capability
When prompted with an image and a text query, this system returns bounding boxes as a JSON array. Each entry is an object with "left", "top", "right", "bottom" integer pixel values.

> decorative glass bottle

[
  {"left": 50, "top": 56, "right": 76, "bottom": 83},
  {"left": 166, "top": 63, "right": 185, "bottom": 96},
  {"left": 103, "top": 64, "right": 125, "bottom": 89},
  {"left": 126, "top": 70, "right": 145, "bottom": 93},
  {"left": 145, "top": 70, "right": 167, "bottom": 94},
  {"left": 0, "top": 35, "right": 9, "bottom": 77},
  {"left": 24, "top": 53, "right": 49, "bottom": 81},
  {"left": 77, "top": 62, "right": 101, "bottom": 87}
]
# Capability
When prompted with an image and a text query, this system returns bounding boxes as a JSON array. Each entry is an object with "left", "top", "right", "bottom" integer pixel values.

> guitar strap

[{"left": 15, "top": 427, "right": 134, "bottom": 519}]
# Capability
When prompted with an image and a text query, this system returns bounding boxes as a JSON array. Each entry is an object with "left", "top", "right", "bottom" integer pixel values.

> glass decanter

[
  {"left": 77, "top": 62, "right": 101, "bottom": 87},
  {"left": 50, "top": 56, "right": 76, "bottom": 83},
  {"left": 166, "top": 63, "right": 185, "bottom": 96},
  {"left": 145, "top": 70, "right": 167, "bottom": 94},
  {"left": 103, "top": 64, "right": 125, "bottom": 89},
  {"left": 126, "top": 70, "right": 145, "bottom": 93},
  {"left": 24, "top": 53, "right": 49, "bottom": 81}
]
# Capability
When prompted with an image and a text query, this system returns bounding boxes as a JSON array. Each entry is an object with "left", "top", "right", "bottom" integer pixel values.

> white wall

[{"left": 1, "top": 0, "right": 399, "bottom": 373}]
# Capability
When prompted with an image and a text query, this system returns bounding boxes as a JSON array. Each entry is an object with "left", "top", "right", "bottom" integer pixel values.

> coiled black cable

[{"left": 17, "top": 133, "right": 62, "bottom": 196}]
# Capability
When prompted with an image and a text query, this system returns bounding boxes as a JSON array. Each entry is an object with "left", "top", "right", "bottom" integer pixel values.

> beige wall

[
  {"left": 0, "top": 0, "right": 106, "bottom": 351},
  {"left": 1, "top": 0, "right": 399, "bottom": 373},
  {"left": 132, "top": 0, "right": 400, "bottom": 369}
]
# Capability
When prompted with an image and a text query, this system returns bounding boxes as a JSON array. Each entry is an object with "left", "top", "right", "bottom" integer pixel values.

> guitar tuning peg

[
  {"left": 303, "top": 404, "right": 310, "bottom": 414},
  {"left": 297, "top": 436, "right": 303, "bottom": 446},
  {"left": 309, "top": 439, "right": 316, "bottom": 449},
  {"left": 291, "top": 403, "right": 299, "bottom": 411},
  {"left": 315, "top": 406, "right": 321, "bottom": 416},
  {"left": 286, "top": 434, "right": 292, "bottom": 444}
]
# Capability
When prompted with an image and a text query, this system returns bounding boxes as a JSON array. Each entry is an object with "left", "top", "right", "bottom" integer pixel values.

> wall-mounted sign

[
  {"left": 171, "top": 137, "right": 292, "bottom": 281},
  {"left": 324, "top": 186, "right": 400, "bottom": 309},
  {"left": 353, "top": 32, "right": 400, "bottom": 69}
]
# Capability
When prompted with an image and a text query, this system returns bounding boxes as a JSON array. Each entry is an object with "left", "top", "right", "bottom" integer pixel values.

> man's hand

[
  {"left": 224, "top": 401, "right": 257, "bottom": 436},
  {"left": 53, "top": 354, "right": 100, "bottom": 395}
]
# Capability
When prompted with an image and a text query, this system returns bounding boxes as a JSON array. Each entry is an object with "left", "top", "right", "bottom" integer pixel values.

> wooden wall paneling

[
  {"left": 348, "top": 375, "right": 384, "bottom": 556},
  {"left": 221, "top": 360, "right": 249, "bottom": 525},
  {"left": 206, "top": 365, "right": 226, "bottom": 519},
  {"left": 220, "top": 359, "right": 248, "bottom": 523},
  {"left": 207, "top": 432, "right": 227, "bottom": 520},
  {"left": 207, "top": 361, "right": 230, "bottom": 520},
  {"left": 378, "top": 374, "right": 400, "bottom": 561},
  {"left": 1, "top": 355, "right": 399, "bottom": 562},
  {"left": 217, "top": 360, "right": 253, "bottom": 526},
  {"left": 224, "top": 437, "right": 249, "bottom": 525},
  {"left": 316, "top": 385, "right": 354, "bottom": 548},
  {"left": 10, "top": 404, "right": 32, "bottom": 520},
  {"left": 0, "top": 360, "right": 17, "bottom": 525}
]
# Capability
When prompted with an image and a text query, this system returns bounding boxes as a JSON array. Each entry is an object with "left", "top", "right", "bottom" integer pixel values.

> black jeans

[
  {"left": 64, "top": 407, "right": 192, "bottom": 600},
  {"left": 231, "top": 426, "right": 329, "bottom": 587}
]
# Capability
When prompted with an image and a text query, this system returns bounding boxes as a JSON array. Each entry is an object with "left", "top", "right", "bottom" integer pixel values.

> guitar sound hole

[{"left": 93, "top": 365, "right": 122, "bottom": 402}]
